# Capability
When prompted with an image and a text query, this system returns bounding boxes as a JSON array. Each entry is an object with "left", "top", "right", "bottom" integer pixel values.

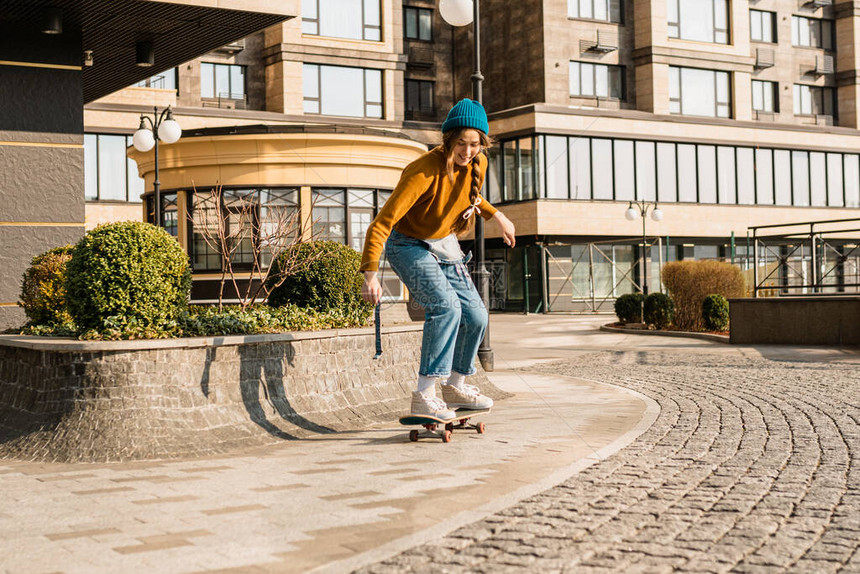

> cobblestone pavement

[{"left": 359, "top": 349, "right": 860, "bottom": 573}]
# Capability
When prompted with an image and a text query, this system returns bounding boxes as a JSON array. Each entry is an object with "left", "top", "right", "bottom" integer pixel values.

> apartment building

[{"left": 84, "top": 0, "right": 860, "bottom": 312}]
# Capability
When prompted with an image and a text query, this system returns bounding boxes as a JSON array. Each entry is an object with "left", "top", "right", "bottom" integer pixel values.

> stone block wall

[
  {"left": 0, "top": 326, "right": 509, "bottom": 463},
  {"left": 729, "top": 296, "right": 860, "bottom": 345}
]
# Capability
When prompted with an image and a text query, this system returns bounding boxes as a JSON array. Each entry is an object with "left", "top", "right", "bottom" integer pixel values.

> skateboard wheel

[
  {"left": 477, "top": 422, "right": 486, "bottom": 434},
  {"left": 409, "top": 430, "right": 419, "bottom": 442},
  {"left": 442, "top": 430, "right": 452, "bottom": 443}
]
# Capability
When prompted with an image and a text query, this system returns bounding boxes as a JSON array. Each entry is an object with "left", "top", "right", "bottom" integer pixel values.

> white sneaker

[
  {"left": 411, "top": 391, "right": 456, "bottom": 421},
  {"left": 441, "top": 384, "right": 493, "bottom": 410}
]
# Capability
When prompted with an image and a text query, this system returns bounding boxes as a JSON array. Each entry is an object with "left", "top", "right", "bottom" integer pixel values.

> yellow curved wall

[{"left": 128, "top": 132, "right": 428, "bottom": 192}]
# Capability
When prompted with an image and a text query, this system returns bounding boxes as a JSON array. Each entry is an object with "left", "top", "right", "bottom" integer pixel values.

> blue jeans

[{"left": 385, "top": 229, "right": 488, "bottom": 377}]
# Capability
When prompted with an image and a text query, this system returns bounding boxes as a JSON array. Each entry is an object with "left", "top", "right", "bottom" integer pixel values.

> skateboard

[{"left": 399, "top": 408, "right": 490, "bottom": 443}]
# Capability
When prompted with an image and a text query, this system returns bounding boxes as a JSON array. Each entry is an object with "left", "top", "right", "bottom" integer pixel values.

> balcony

[{"left": 201, "top": 92, "right": 249, "bottom": 110}]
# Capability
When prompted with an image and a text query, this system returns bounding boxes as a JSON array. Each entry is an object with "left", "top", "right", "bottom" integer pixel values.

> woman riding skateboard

[{"left": 360, "top": 99, "right": 516, "bottom": 421}]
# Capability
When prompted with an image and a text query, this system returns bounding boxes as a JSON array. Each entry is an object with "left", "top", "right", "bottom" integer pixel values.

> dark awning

[{"left": 0, "top": 0, "right": 294, "bottom": 103}]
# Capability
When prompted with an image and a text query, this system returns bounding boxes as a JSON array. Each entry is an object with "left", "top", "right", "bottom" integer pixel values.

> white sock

[
  {"left": 445, "top": 372, "right": 466, "bottom": 390},
  {"left": 417, "top": 374, "right": 436, "bottom": 395}
]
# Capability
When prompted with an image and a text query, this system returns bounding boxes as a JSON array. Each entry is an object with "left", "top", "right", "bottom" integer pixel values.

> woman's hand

[
  {"left": 493, "top": 211, "right": 516, "bottom": 248},
  {"left": 361, "top": 271, "right": 383, "bottom": 305}
]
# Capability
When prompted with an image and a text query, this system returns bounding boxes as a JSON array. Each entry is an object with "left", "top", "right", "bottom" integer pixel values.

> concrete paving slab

[{"left": 0, "top": 316, "right": 658, "bottom": 574}]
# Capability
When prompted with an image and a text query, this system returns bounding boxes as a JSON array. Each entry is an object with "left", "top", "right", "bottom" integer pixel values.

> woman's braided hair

[{"left": 443, "top": 128, "right": 493, "bottom": 235}]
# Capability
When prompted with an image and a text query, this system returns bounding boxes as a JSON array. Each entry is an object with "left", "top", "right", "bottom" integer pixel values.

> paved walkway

[
  {"left": 2, "top": 315, "right": 859, "bottom": 573},
  {"left": 361, "top": 316, "right": 860, "bottom": 573},
  {"left": 0, "top": 316, "right": 654, "bottom": 574}
]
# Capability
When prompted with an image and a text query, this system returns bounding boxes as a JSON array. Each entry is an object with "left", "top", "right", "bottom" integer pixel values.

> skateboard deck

[{"left": 399, "top": 408, "right": 491, "bottom": 442}]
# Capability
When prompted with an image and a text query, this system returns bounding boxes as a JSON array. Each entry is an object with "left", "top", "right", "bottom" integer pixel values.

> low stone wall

[
  {"left": 729, "top": 296, "right": 860, "bottom": 345},
  {"left": 0, "top": 326, "right": 509, "bottom": 463}
]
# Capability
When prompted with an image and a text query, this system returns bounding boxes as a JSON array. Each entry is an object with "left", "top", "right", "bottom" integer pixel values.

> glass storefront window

[
  {"left": 545, "top": 136, "right": 568, "bottom": 199},
  {"left": 656, "top": 143, "right": 677, "bottom": 203},
  {"left": 570, "top": 138, "right": 591, "bottom": 200},
  {"left": 492, "top": 133, "right": 860, "bottom": 209},
  {"left": 591, "top": 139, "right": 613, "bottom": 200}
]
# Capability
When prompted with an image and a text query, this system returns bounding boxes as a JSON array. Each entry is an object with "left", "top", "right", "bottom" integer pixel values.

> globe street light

[
  {"left": 441, "top": 0, "right": 495, "bottom": 370},
  {"left": 133, "top": 106, "right": 182, "bottom": 230},
  {"left": 625, "top": 200, "right": 663, "bottom": 298}
]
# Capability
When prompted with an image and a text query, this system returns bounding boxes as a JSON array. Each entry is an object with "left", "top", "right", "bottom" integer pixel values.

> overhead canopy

[{"left": 0, "top": 0, "right": 294, "bottom": 103}]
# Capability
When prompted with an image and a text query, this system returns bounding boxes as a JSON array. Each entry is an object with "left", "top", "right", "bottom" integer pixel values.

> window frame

[
  {"left": 669, "top": 66, "right": 731, "bottom": 118},
  {"left": 567, "top": 0, "right": 623, "bottom": 24},
  {"left": 84, "top": 133, "right": 145, "bottom": 203},
  {"left": 793, "top": 84, "right": 835, "bottom": 117},
  {"left": 668, "top": 0, "right": 730, "bottom": 44},
  {"left": 188, "top": 187, "right": 300, "bottom": 272},
  {"left": 752, "top": 80, "right": 779, "bottom": 113},
  {"left": 405, "top": 78, "right": 435, "bottom": 118},
  {"left": 404, "top": 6, "right": 433, "bottom": 41},
  {"left": 569, "top": 61, "right": 625, "bottom": 100},
  {"left": 750, "top": 9, "right": 777, "bottom": 43},
  {"left": 302, "top": 0, "right": 382, "bottom": 41},
  {"left": 303, "top": 63, "right": 384, "bottom": 119},
  {"left": 200, "top": 62, "right": 246, "bottom": 100},
  {"left": 791, "top": 15, "right": 835, "bottom": 50}
]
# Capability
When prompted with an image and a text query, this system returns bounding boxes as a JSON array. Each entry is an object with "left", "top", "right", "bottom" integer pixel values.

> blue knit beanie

[{"left": 441, "top": 98, "right": 489, "bottom": 135}]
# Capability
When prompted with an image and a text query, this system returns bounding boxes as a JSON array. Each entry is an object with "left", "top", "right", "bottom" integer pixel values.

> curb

[{"left": 600, "top": 324, "right": 731, "bottom": 344}]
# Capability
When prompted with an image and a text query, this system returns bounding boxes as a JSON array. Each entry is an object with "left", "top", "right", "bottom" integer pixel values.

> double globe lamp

[{"left": 132, "top": 107, "right": 182, "bottom": 229}]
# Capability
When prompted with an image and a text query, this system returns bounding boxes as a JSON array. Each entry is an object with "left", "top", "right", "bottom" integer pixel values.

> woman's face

[{"left": 452, "top": 129, "right": 482, "bottom": 167}]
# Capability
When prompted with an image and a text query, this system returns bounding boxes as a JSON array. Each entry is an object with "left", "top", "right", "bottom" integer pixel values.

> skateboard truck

[{"left": 409, "top": 423, "right": 453, "bottom": 443}]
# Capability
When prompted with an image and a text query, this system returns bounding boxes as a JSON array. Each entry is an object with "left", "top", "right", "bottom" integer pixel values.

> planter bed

[{"left": 0, "top": 326, "right": 509, "bottom": 463}]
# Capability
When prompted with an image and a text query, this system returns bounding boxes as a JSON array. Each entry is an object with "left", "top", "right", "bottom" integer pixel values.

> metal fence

[{"left": 750, "top": 218, "right": 860, "bottom": 297}]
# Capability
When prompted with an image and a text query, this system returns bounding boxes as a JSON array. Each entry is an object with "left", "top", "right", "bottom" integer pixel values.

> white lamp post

[
  {"left": 625, "top": 200, "right": 664, "bottom": 297},
  {"left": 133, "top": 106, "right": 182, "bottom": 229}
]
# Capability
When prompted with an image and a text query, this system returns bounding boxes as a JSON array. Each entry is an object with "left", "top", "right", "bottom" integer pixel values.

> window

[
  {"left": 794, "top": 84, "right": 835, "bottom": 116},
  {"left": 135, "top": 68, "right": 177, "bottom": 91},
  {"left": 488, "top": 133, "right": 860, "bottom": 208},
  {"left": 752, "top": 80, "right": 778, "bottom": 113},
  {"left": 190, "top": 188, "right": 299, "bottom": 271},
  {"left": 669, "top": 67, "right": 731, "bottom": 118},
  {"left": 405, "top": 79, "right": 434, "bottom": 118},
  {"left": 568, "top": 0, "right": 622, "bottom": 22},
  {"left": 84, "top": 134, "right": 145, "bottom": 203},
  {"left": 310, "top": 188, "right": 390, "bottom": 250},
  {"left": 302, "top": 0, "right": 381, "bottom": 41},
  {"left": 569, "top": 62, "right": 624, "bottom": 99},
  {"left": 404, "top": 6, "right": 432, "bottom": 41},
  {"left": 200, "top": 63, "right": 245, "bottom": 99},
  {"left": 668, "top": 0, "right": 729, "bottom": 44},
  {"left": 750, "top": 10, "right": 776, "bottom": 43},
  {"left": 303, "top": 64, "right": 383, "bottom": 118},
  {"left": 791, "top": 16, "right": 834, "bottom": 49}
]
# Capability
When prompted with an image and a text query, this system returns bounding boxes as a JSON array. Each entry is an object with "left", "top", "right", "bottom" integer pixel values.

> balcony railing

[{"left": 201, "top": 92, "right": 248, "bottom": 110}]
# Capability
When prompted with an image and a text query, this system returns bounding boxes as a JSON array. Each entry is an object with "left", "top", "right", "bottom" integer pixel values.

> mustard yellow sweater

[{"left": 360, "top": 146, "right": 498, "bottom": 272}]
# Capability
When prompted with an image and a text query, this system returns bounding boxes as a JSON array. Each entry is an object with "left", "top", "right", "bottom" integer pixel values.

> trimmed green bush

[
  {"left": 65, "top": 222, "right": 191, "bottom": 331},
  {"left": 702, "top": 294, "right": 730, "bottom": 331},
  {"left": 19, "top": 245, "right": 75, "bottom": 326},
  {"left": 614, "top": 292, "right": 644, "bottom": 324},
  {"left": 16, "top": 303, "right": 368, "bottom": 340},
  {"left": 662, "top": 260, "right": 744, "bottom": 331},
  {"left": 266, "top": 241, "right": 372, "bottom": 323},
  {"left": 644, "top": 292, "right": 675, "bottom": 330}
]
